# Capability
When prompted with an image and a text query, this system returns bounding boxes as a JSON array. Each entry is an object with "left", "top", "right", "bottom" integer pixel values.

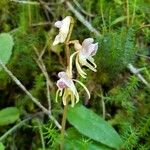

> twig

[
  {"left": 66, "top": 1, "right": 101, "bottom": 36},
  {"left": 128, "top": 63, "right": 150, "bottom": 88},
  {"left": 73, "top": 0, "right": 95, "bottom": 17},
  {"left": 31, "top": 22, "right": 52, "bottom": 27},
  {"left": 33, "top": 46, "right": 53, "bottom": 112},
  {"left": 10, "top": 0, "right": 40, "bottom": 5},
  {"left": 101, "top": 94, "right": 106, "bottom": 119},
  {"left": 0, "top": 59, "right": 61, "bottom": 129},
  {"left": 136, "top": 54, "right": 150, "bottom": 60}
]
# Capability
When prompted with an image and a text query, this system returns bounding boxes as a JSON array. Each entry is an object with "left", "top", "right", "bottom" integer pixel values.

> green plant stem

[
  {"left": 131, "top": 0, "right": 137, "bottom": 24},
  {"left": 126, "top": 0, "right": 130, "bottom": 26},
  {"left": 100, "top": 0, "right": 107, "bottom": 32},
  {"left": 37, "top": 120, "right": 45, "bottom": 150},
  {"left": 60, "top": 100, "right": 68, "bottom": 150}
]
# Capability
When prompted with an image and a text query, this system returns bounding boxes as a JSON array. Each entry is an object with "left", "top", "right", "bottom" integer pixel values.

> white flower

[
  {"left": 71, "top": 38, "right": 98, "bottom": 78},
  {"left": 56, "top": 71, "right": 90, "bottom": 107},
  {"left": 53, "top": 16, "right": 72, "bottom": 46}
]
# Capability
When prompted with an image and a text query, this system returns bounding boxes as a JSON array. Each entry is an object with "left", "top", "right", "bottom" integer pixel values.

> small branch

[
  {"left": 73, "top": 0, "right": 95, "bottom": 17},
  {"left": 136, "top": 54, "right": 150, "bottom": 60},
  {"left": 31, "top": 22, "right": 52, "bottom": 27},
  {"left": 101, "top": 94, "right": 106, "bottom": 119},
  {"left": 128, "top": 63, "right": 150, "bottom": 88},
  {"left": 33, "top": 46, "right": 53, "bottom": 112},
  {"left": 10, "top": 0, "right": 40, "bottom": 5},
  {"left": 66, "top": 1, "right": 101, "bottom": 36},
  {"left": 0, "top": 59, "right": 61, "bottom": 129}
]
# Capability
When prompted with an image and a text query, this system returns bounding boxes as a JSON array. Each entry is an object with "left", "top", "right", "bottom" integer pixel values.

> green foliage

[
  {"left": 65, "top": 127, "right": 112, "bottom": 150},
  {"left": 0, "top": 142, "right": 5, "bottom": 150},
  {"left": 108, "top": 75, "right": 139, "bottom": 112},
  {"left": 0, "top": 33, "right": 14, "bottom": 65},
  {"left": 0, "top": 0, "right": 150, "bottom": 149},
  {"left": 67, "top": 105, "right": 123, "bottom": 149},
  {"left": 0, "top": 107, "right": 20, "bottom": 126},
  {"left": 96, "top": 28, "right": 135, "bottom": 79}
]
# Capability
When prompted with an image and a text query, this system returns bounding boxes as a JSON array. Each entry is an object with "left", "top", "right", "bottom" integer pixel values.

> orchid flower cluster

[{"left": 53, "top": 16, "right": 98, "bottom": 107}]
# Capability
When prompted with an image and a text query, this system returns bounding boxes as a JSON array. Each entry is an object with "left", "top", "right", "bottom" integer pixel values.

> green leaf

[
  {"left": 67, "top": 105, "right": 123, "bottom": 149},
  {"left": 0, "top": 107, "right": 20, "bottom": 126},
  {"left": 110, "top": 16, "right": 127, "bottom": 26},
  {"left": 0, "top": 33, "right": 14, "bottom": 65},
  {"left": 65, "top": 128, "right": 112, "bottom": 150},
  {"left": 0, "top": 142, "right": 5, "bottom": 150}
]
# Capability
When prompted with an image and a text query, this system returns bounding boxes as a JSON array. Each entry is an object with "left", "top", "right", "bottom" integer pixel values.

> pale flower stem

[
  {"left": 0, "top": 59, "right": 61, "bottom": 129},
  {"left": 60, "top": 17, "right": 74, "bottom": 150},
  {"left": 60, "top": 99, "right": 69, "bottom": 150}
]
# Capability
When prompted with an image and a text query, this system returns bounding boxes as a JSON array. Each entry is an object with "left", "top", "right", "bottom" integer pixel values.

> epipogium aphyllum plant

[{"left": 53, "top": 16, "right": 98, "bottom": 149}]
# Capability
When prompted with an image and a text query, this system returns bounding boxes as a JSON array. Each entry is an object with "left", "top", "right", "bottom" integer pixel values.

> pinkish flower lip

[{"left": 57, "top": 80, "right": 68, "bottom": 89}]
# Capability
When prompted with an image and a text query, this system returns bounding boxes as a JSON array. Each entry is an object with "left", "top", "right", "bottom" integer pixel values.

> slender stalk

[
  {"left": 37, "top": 120, "right": 45, "bottom": 150},
  {"left": 101, "top": 94, "right": 105, "bottom": 119},
  {"left": 28, "top": 0, "right": 32, "bottom": 26},
  {"left": 60, "top": 100, "right": 68, "bottom": 150},
  {"left": 131, "top": 0, "right": 137, "bottom": 24},
  {"left": 60, "top": 18, "right": 74, "bottom": 149},
  {"left": 126, "top": 0, "right": 130, "bottom": 26},
  {"left": 100, "top": 0, "right": 107, "bottom": 32}
]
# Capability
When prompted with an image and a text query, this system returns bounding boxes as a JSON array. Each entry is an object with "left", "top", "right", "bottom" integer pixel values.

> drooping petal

[
  {"left": 74, "top": 89, "right": 79, "bottom": 104},
  {"left": 55, "top": 89, "right": 60, "bottom": 102},
  {"left": 70, "top": 92, "right": 75, "bottom": 107},
  {"left": 73, "top": 79, "right": 91, "bottom": 99},
  {"left": 85, "top": 61, "right": 97, "bottom": 72},
  {"left": 62, "top": 89, "right": 68, "bottom": 105},
  {"left": 87, "top": 56, "right": 97, "bottom": 68},
  {"left": 76, "top": 56, "right": 87, "bottom": 78},
  {"left": 69, "top": 51, "right": 79, "bottom": 77}
]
